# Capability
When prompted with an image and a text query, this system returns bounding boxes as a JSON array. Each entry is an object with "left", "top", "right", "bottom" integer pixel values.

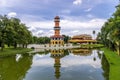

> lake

[{"left": 0, "top": 48, "right": 109, "bottom": 80}]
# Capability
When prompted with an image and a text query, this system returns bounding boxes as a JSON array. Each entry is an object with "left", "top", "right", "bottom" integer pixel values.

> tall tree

[
  {"left": 0, "top": 15, "right": 9, "bottom": 51},
  {"left": 0, "top": 15, "right": 33, "bottom": 50},
  {"left": 99, "top": 3, "right": 120, "bottom": 55}
]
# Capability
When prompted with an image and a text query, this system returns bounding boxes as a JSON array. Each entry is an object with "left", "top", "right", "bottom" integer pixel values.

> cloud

[
  {"left": 37, "top": 30, "right": 44, "bottom": 35},
  {"left": 60, "top": 18, "right": 106, "bottom": 30},
  {"left": 26, "top": 18, "right": 105, "bottom": 30},
  {"left": 86, "top": 14, "right": 94, "bottom": 18},
  {"left": 24, "top": 16, "right": 106, "bottom": 37},
  {"left": 0, "top": 0, "right": 115, "bottom": 37},
  {"left": 85, "top": 8, "right": 92, "bottom": 12},
  {"left": 73, "top": 0, "right": 82, "bottom": 5},
  {"left": 8, "top": 12, "right": 17, "bottom": 17}
]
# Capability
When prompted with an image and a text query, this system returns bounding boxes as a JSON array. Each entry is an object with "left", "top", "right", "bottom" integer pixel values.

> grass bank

[
  {"left": 101, "top": 48, "right": 120, "bottom": 80},
  {"left": 0, "top": 48, "right": 32, "bottom": 57}
]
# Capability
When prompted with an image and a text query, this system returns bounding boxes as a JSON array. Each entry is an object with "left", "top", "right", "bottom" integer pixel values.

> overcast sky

[{"left": 0, "top": 0, "right": 119, "bottom": 37}]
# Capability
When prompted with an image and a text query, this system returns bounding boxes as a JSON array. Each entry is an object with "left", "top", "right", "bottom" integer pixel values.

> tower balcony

[
  {"left": 54, "top": 19, "right": 60, "bottom": 22},
  {"left": 54, "top": 27, "right": 61, "bottom": 30}
]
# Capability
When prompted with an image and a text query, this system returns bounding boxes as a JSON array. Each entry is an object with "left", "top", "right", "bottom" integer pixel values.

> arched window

[{"left": 56, "top": 42, "right": 57, "bottom": 44}]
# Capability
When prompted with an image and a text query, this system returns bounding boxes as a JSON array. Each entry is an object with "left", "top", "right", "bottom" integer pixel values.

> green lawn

[
  {"left": 0, "top": 48, "right": 32, "bottom": 56},
  {"left": 101, "top": 48, "right": 120, "bottom": 80}
]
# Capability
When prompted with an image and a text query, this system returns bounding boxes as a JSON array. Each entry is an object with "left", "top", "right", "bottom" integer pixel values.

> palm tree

[{"left": 93, "top": 30, "right": 95, "bottom": 40}]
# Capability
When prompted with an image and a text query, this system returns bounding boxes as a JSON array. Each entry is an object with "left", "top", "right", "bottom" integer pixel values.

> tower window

[{"left": 56, "top": 42, "right": 57, "bottom": 44}]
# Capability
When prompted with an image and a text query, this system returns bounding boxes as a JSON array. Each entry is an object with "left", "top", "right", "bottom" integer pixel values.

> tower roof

[{"left": 54, "top": 16, "right": 60, "bottom": 19}]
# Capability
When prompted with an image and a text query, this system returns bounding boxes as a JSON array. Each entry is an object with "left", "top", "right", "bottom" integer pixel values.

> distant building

[
  {"left": 69, "top": 34, "right": 97, "bottom": 44},
  {"left": 50, "top": 16, "right": 64, "bottom": 46},
  {"left": 72, "top": 34, "right": 92, "bottom": 40}
]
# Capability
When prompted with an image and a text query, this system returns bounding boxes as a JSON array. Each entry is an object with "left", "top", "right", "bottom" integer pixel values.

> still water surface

[{"left": 0, "top": 48, "right": 109, "bottom": 80}]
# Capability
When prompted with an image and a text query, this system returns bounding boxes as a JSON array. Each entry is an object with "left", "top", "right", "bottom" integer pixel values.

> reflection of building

[
  {"left": 70, "top": 48, "right": 92, "bottom": 56},
  {"left": 50, "top": 16, "right": 64, "bottom": 46},
  {"left": 69, "top": 34, "right": 97, "bottom": 44},
  {"left": 50, "top": 49, "right": 65, "bottom": 79}
]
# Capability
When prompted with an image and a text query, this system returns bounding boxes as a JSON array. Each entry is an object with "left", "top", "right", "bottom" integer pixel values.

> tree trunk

[
  {"left": 118, "top": 42, "right": 120, "bottom": 55},
  {"left": 1, "top": 42, "right": 4, "bottom": 51},
  {"left": 116, "top": 42, "right": 120, "bottom": 55},
  {"left": 7, "top": 44, "right": 10, "bottom": 47},
  {"left": 22, "top": 44, "right": 25, "bottom": 48},
  {"left": 0, "top": 42, "right": 1, "bottom": 47},
  {"left": 25, "top": 44, "right": 27, "bottom": 48},
  {"left": 14, "top": 42, "right": 17, "bottom": 48}
]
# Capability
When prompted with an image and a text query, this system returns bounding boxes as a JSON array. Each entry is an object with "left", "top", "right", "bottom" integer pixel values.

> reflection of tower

[
  {"left": 54, "top": 57, "right": 61, "bottom": 79},
  {"left": 50, "top": 49, "right": 65, "bottom": 79},
  {"left": 50, "top": 16, "right": 64, "bottom": 46}
]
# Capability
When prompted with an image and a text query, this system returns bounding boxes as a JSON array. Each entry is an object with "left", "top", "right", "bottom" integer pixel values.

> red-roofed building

[{"left": 69, "top": 34, "right": 97, "bottom": 44}]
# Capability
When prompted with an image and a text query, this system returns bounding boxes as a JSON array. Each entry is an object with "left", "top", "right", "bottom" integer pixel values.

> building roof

[
  {"left": 72, "top": 34, "right": 92, "bottom": 39},
  {"left": 69, "top": 39, "right": 97, "bottom": 43},
  {"left": 54, "top": 16, "right": 60, "bottom": 19}
]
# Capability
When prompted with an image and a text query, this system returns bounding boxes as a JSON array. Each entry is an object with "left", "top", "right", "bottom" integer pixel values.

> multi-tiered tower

[{"left": 50, "top": 16, "right": 64, "bottom": 46}]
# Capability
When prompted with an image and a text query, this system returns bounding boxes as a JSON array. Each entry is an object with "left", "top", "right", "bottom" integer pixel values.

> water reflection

[
  {"left": 50, "top": 49, "right": 69, "bottom": 79},
  {"left": 69, "top": 48, "right": 92, "bottom": 56},
  {"left": 0, "top": 49, "right": 109, "bottom": 80},
  {"left": 0, "top": 54, "right": 33, "bottom": 80},
  {"left": 101, "top": 54, "right": 109, "bottom": 80}
]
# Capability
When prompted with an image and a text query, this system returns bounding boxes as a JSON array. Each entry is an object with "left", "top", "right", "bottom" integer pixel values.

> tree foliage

[
  {"left": 0, "top": 15, "right": 32, "bottom": 50},
  {"left": 98, "top": 3, "right": 120, "bottom": 55},
  {"left": 32, "top": 36, "right": 50, "bottom": 44},
  {"left": 62, "top": 35, "right": 71, "bottom": 43}
]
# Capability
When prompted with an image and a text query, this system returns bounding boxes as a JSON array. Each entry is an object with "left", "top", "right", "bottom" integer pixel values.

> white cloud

[
  {"left": 24, "top": 17, "right": 106, "bottom": 37},
  {"left": 26, "top": 21, "right": 54, "bottom": 29},
  {"left": 37, "top": 30, "right": 44, "bottom": 35},
  {"left": 61, "top": 18, "right": 106, "bottom": 29},
  {"left": 86, "top": 14, "right": 94, "bottom": 18},
  {"left": 8, "top": 12, "right": 17, "bottom": 17},
  {"left": 73, "top": 0, "right": 82, "bottom": 5},
  {"left": 85, "top": 8, "right": 92, "bottom": 12}
]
